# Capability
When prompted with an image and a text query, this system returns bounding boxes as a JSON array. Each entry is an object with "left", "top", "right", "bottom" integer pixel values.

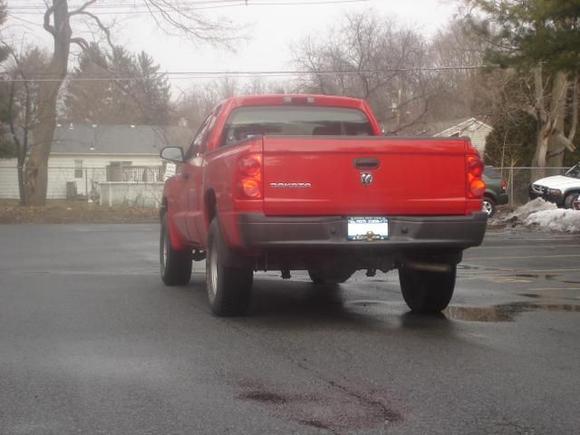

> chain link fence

[
  {"left": 495, "top": 166, "right": 569, "bottom": 207},
  {"left": 0, "top": 164, "right": 165, "bottom": 207}
]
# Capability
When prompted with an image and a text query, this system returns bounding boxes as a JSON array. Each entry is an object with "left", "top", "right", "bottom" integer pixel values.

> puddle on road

[
  {"left": 345, "top": 299, "right": 580, "bottom": 323},
  {"left": 458, "top": 267, "right": 578, "bottom": 286},
  {"left": 518, "top": 293, "right": 541, "bottom": 299},
  {"left": 239, "top": 391, "right": 291, "bottom": 404},
  {"left": 445, "top": 302, "right": 580, "bottom": 322},
  {"left": 458, "top": 264, "right": 481, "bottom": 270},
  {"left": 514, "top": 273, "right": 539, "bottom": 278}
]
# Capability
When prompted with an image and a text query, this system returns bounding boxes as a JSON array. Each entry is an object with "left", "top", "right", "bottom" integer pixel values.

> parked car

[
  {"left": 482, "top": 166, "right": 508, "bottom": 217},
  {"left": 159, "top": 94, "right": 487, "bottom": 316},
  {"left": 529, "top": 163, "right": 580, "bottom": 208}
]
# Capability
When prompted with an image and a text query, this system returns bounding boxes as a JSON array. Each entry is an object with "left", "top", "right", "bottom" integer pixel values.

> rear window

[{"left": 221, "top": 106, "right": 373, "bottom": 146}]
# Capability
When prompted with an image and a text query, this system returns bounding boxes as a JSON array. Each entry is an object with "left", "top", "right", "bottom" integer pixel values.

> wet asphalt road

[{"left": 0, "top": 224, "right": 579, "bottom": 434}]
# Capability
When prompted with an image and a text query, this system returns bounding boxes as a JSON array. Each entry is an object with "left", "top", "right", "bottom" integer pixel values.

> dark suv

[{"left": 482, "top": 166, "right": 509, "bottom": 217}]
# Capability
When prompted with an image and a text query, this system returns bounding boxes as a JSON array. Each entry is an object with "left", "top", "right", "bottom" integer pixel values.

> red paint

[{"left": 162, "top": 94, "right": 484, "bottom": 250}]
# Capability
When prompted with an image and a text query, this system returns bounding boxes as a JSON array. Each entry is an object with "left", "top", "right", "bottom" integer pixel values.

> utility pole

[{"left": 391, "top": 89, "right": 402, "bottom": 130}]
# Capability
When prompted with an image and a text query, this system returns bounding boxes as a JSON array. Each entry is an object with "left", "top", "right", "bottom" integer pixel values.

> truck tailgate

[{"left": 262, "top": 136, "right": 468, "bottom": 216}]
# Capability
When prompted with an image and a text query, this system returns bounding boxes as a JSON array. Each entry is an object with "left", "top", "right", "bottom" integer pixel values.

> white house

[
  {"left": 0, "top": 124, "right": 192, "bottom": 202},
  {"left": 399, "top": 117, "right": 493, "bottom": 156},
  {"left": 433, "top": 118, "right": 493, "bottom": 155}
]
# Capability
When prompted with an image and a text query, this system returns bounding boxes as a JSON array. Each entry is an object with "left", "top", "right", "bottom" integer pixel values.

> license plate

[{"left": 347, "top": 217, "right": 389, "bottom": 241}]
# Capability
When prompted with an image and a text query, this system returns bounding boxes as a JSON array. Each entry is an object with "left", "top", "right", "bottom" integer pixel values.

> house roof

[
  {"left": 398, "top": 117, "right": 492, "bottom": 137},
  {"left": 51, "top": 124, "right": 193, "bottom": 155},
  {"left": 435, "top": 118, "right": 493, "bottom": 137}
]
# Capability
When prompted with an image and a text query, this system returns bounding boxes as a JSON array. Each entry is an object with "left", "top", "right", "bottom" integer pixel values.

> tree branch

[
  {"left": 8, "top": 79, "right": 22, "bottom": 151},
  {"left": 143, "top": 0, "right": 238, "bottom": 46},
  {"left": 69, "top": 0, "right": 97, "bottom": 16},
  {"left": 43, "top": 5, "right": 55, "bottom": 36},
  {"left": 386, "top": 96, "right": 432, "bottom": 135},
  {"left": 567, "top": 74, "right": 578, "bottom": 142},
  {"left": 70, "top": 11, "right": 114, "bottom": 50},
  {"left": 70, "top": 37, "right": 89, "bottom": 51},
  {"left": 533, "top": 64, "right": 547, "bottom": 123}
]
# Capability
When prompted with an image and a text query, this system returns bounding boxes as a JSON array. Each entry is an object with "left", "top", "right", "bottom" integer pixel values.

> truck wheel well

[{"left": 205, "top": 190, "right": 217, "bottom": 225}]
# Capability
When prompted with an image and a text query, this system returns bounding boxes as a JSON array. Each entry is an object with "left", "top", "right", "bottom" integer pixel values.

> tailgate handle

[{"left": 354, "top": 158, "right": 380, "bottom": 170}]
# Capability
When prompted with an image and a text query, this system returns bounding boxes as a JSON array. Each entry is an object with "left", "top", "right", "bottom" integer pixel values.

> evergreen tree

[
  {"left": 484, "top": 111, "right": 537, "bottom": 167},
  {"left": 0, "top": 0, "right": 16, "bottom": 158},
  {"left": 65, "top": 46, "right": 171, "bottom": 126},
  {"left": 134, "top": 52, "right": 171, "bottom": 125},
  {"left": 65, "top": 44, "right": 112, "bottom": 124},
  {"left": 466, "top": 0, "right": 579, "bottom": 175}
]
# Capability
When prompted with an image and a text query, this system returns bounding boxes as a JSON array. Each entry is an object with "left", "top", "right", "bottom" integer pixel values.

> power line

[
  {"left": 0, "top": 65, "right": 497, "bottom": 82},
  {"left": 8, "top": 0, "right": 371, "bottom": 15},
  {"left": 9, "top": 0, "right": 366, "bottom": 6}
]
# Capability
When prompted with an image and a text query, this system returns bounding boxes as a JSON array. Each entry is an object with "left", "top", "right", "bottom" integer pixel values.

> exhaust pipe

[{"left": 403, "top": 262, "right": 452, "bottom": 273}]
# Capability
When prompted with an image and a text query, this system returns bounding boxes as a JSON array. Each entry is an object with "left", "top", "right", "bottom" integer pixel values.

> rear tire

[
  {"left": 160, "top": 214, "right": 192, "bottom": 286},
  {"left": 206, "top": 219, "right": 253, "bottom": 317},
  {"left": 399, "top": 266, "right": 456, "bottom": 314},
  {"left": 482, "top": 196, "right": 496, "bottom": 217}
]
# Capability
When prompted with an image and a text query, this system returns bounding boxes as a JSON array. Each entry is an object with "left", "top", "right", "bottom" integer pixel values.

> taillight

[
  {"left": 501, "top": 179, "right": 508, "bottom": 191},
  {"left": 466, "top": 154, "right": 485, "bottom": 198},
  {"left": 237, "top": 154, "right": 262, "bottom": 199}
]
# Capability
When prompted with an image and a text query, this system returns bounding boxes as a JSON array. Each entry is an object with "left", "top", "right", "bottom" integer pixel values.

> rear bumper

[{"left": 238, "top": 212, "right": 487, "bottom": 251}]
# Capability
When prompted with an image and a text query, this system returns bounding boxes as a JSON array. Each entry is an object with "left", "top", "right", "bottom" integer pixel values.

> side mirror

[{"left": 160, "top": 146, "right": 184, "bottom": 163}]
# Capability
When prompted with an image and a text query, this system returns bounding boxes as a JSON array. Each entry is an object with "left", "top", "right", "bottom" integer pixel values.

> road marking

[
  {"left": 475, "top": 244, "right": 580, "bottom": 250},
  {"left": 524, "top": 288, "right": 580, "bottom": 291},
  {"left": 493, "top": 268, "right": 580, "bottom": 273},
  {"left": 466, "top": 254, "right": 580, "bottom": 260}
]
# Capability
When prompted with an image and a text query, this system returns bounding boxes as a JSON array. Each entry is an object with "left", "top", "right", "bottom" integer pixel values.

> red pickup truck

[{"left": 159, "top": 94, "right": 487, "bottom": 316}]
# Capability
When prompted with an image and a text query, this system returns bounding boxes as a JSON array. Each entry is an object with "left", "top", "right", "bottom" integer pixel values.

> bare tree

[
  {"left": 428, "top": 19, "right": 492, "bottom": 119},
  {"left": 173, "top": 81, "right": 229, "bottom": 131},
  {"left": 292, "top": 11, "right": 437, "bottom": 133},
  {"left": 174, "top": 77, "right": 290, "bottom": 131},
  {"left": 463, "top": 0, "right": 579, "bottom": 177},
  {"left": 24, "top": 0, "right": 236, "bottom": 205},
  {"left": 4, "top": 49, "right": 49, "bottom": 205}
]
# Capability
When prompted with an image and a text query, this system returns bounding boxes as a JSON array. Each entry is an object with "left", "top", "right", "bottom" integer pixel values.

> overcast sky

[{"left": 5, "top": 0, "right": 460, "bottom": 96}]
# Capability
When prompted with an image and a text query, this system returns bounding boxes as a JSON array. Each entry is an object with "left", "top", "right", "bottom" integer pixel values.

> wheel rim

[
  {"left": 208, "top": 239, "right": 218, "bottom": 300},
  {"left": 482, "top": 200, "right": 493, "bottom": 216},
  {"left": 163, "top": 233, "right": 168, "bottom": 269}
]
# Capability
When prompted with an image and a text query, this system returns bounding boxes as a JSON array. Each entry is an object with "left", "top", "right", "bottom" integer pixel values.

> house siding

[
  {"left": 435, "top": 119, "right": 492, "bottom": 156},
  {"left": 466, "top": 126, "right": 492, "bottom": 155},
  {"left": 0, "top": 159, "right": 20, "bottom": 199},
  {"left": 0, "top": 155, "right": 163, "bottom": 200}
]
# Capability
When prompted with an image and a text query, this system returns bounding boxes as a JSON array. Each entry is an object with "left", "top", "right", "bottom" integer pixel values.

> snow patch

[
  {"left": 505, "top": 198, "right": 557, "bottom": 221},
  {"left": 501, "top": 198, "right": 580, "bottom": 233},
  {"left": 524, "top": 209, "right": 580, "bottom": 233}
]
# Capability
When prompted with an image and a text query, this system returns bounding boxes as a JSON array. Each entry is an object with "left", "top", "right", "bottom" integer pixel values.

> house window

[{"left": 74, "top": 160, "right": 83, "bottom": 178}]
